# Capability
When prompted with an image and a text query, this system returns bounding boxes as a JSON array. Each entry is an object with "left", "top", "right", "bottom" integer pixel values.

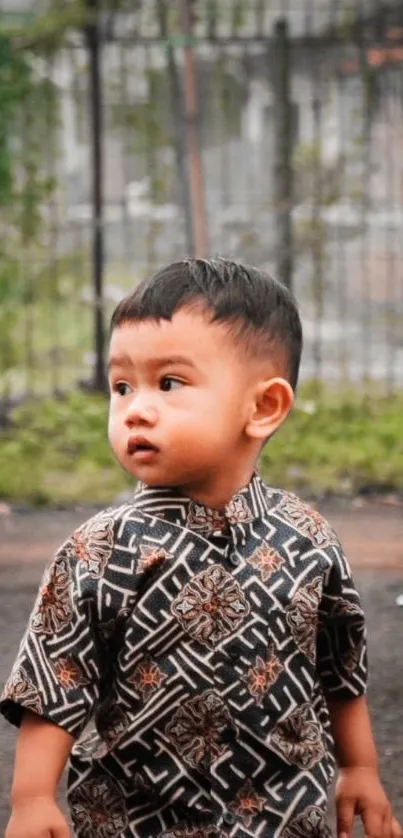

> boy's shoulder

[
  {"left": 263, "top": 483, "right": 342, "bottom": 552},
  {"left": 53, "top": 500, "right": 153, "bottom": 578}
]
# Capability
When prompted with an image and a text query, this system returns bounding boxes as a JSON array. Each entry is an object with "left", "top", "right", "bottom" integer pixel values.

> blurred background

[
  {"left": 0, "top": 0, "right": 402, "bottom": 504},
  {"left": 0, "top": 4, "right": 402, "bottom": 833}
]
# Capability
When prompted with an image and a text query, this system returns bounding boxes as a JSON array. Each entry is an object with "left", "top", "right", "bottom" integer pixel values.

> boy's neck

[{"left": 171, "top": 462, "right": 258, "bottom": 512}]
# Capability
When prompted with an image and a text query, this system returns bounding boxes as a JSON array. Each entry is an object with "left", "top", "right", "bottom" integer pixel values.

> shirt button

[
  {"left": 228, "top": 553, "right": 241, "bottom": 567},
  {"left": 222, "top": 812, "right": 236, "bottom": 826}
]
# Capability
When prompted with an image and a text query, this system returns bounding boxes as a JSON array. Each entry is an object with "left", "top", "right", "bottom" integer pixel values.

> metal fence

[{"left": 1, "top": 0, "right": 403, "bottom": 405}]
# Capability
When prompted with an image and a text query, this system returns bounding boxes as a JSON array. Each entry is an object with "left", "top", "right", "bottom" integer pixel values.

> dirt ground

[{"left": 0, "top": 501, "right": 402, "bottom": 836}]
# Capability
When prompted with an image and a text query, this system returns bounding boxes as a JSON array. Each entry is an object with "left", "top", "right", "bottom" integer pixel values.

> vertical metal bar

[
  {"left": 69, "top": 46, "right": 91, "bottom": 389},
  {"left": 217, "top": 47, "right": 231, "bottom": 212},
  {"left": 205, "top": 0, "right": 219, "bottom": 40},
  {"left": 86, "top": 0, "right": 106, "bottom": 392},
  {"left": 45, "top": 52, "right": 60, "bottom": 397},
  {"left": 255, "top": 0, "right": 265, "bottom": 39},
  {"left": 384, "top": 69, "right": 398, "bottom": 396},
  {"left": 272, "top": 18, "right": 293, "bottom": 290},
  {"left": 119, "top": 43, "right": 134, "bottom": 265},
  {"left": 304, "top": 0, "right": 313, "bottom": 36},
  {"left": 179, "top": 0, "right": 209, "bottom": 257},
  {"left": 157, "top": 0, "right": 194, "bottom": 255},
  {"left": 144, "top": 44, "right": 159, "bottom": 275},
  {"left": 335, "top": 70, "right": 349, "bottom": 386},
  {"left": 397, "top": 63, "right": 403, "bottom": 395},
  {"left": 358, "top": 39, "right": 373, "bottom": 392},
  {"left": 311, "top": 90, "right": 324, "bottom": 384},
  {"left": 21, "top": 101, "right": 35, "bottom": 398}
]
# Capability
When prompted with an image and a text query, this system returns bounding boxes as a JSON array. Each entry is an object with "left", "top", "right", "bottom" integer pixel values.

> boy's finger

[
  {"left": 336, "top": 800, "right": 355, "bottom": 838},
  {"left": 391, "top": 817, "right": 403, "bottom": 838},
  {"left": 362, "top": 808, "right": 385, "bottom": 838},
  {"left": 382, "top": 811, "right": 393, "bottom": 838},
  {"left": 52, "top": 821, "right": 71, "bottom": 838}
]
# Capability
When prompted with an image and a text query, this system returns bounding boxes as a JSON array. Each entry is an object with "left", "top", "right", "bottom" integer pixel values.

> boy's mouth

[{"left": 127, "top": 436, "right": 159, "bottom": 460}]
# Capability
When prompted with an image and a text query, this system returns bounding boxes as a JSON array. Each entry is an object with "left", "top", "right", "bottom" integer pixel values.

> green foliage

[
  {"left": 0, "top": 30, "right": 60, "bottom": 389},
  {"left": 2, "top": 2, "right": 86, "bottom": 51},
  {"left": 261, "top": 389, "right": 403, "bottom": 497},
  {"left": 0, "top": 392, "right": 132, "bottom": 505},
  {"left": 0, "top": 389, "right": 402, "bottom": 506}
]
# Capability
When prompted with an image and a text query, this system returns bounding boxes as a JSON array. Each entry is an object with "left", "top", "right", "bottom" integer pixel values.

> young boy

[{"left": 1, "top": 259, "right": 400, "bottom": 838}]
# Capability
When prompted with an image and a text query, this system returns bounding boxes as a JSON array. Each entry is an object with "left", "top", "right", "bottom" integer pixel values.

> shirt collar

[{"left": 131, "top": 472, "right": 270, "bottom": 536}]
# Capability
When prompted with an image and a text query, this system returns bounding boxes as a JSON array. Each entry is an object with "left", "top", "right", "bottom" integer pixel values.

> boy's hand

[
  {"left": 5, "top": 795, "right": 70, "bottom": 838},
  {"left": 336, "top": 768, "right": 401, "bottom": 838}
]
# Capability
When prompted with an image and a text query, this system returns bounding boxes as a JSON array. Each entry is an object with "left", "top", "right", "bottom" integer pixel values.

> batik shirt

[{"left": 1, "top": 474, "right": 367, "bottom": 838}]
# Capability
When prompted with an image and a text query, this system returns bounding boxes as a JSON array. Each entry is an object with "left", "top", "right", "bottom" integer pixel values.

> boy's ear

[{"left": 245, "top": 377, "right": 294, "bottom": 440}]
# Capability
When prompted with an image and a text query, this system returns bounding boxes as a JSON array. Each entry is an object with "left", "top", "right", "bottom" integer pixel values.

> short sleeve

[
  {"left": 317, "top": 543, "right": 368, "bottom": 700},
  {"left": 0, "top": 536, "right": 104, "bottom": 738}
]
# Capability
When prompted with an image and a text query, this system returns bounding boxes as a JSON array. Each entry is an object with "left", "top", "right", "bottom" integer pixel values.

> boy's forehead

[
  {"left": 108, "top": 310, "right": 236, "bottom": 364},
  {"left": 110, "top": 310, "right": 226, "bottom": 350}
]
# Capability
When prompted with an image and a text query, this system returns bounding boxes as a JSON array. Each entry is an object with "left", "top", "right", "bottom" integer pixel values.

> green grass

[
  {"left": 0, "top": 260, "right": 139, "bottom": 398},
  {"left": 0, "top": 388, "right": 402, "bottom": 506}
]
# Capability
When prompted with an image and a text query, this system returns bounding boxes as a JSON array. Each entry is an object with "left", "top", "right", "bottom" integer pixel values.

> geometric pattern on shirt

[{"left": 0, "top": 474, "right": 367, "bottom": 838}]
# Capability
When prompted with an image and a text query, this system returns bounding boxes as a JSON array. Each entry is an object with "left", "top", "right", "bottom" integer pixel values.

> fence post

[
  {"left": 157, "top": 0, "right": 195, "bottom": 256},
  {"left": 272, "top": 18, "right": 293, "bottom": 290},
  {"left": 86, "top": 0, "right": 106, "bottom": 392},
  {"left": 179, "top": 0, "right": 209, "bottom": 257}
]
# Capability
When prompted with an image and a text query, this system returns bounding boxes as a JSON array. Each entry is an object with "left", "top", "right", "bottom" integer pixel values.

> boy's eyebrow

[
  {"left": 107, "top": 354, "right": 132, "bottom": 372},
  {"left": 152, "top": 355, "right": 196, "bottom": 369},
  {"left": 107, "top": 354, "right": 196, "bottom": 372}
]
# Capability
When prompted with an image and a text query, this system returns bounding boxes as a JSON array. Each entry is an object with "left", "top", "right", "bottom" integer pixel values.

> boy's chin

[{"left": 123, "top": 464, "right": 179, "bottom": 488}]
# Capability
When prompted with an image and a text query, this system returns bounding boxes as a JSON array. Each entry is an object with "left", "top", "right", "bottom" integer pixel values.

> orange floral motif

[
  {"left": 53, "top": 657, "right": 88, "bottom": 691},
  {"left": 32, "top": 558, "right": 72, "bottom": 635},
  {"left": 172, "top": 565, "right": 250, "bottom": 647},
  {"left": 243, "top": 652, "right": 284, "bottom": 704},
  {"left": 166, "top": 690, "right": 236, "bottom": 769},
  {"left": 229, "top": 779, "right": 265, "bottom": 827},
  {"left": 72, "top": 513, "right": 114, "bottom": 578},
  {"left": 271, "top": 703, "right": 325, "bottom": 769},
  {"left": 247, "top": 544, "right": 284, "bottom": 582},
  {"left": 187, "top": 503, "right": 228, "bottom": 534},
  {"left": 137, "top": 545, "right": 173, "bottom": 574},
  {"left": 69, "top": 776, "right": 128, "bottom": 837},
  {"left": 128, "top": 657, "right": 167, "bottom": 701}
]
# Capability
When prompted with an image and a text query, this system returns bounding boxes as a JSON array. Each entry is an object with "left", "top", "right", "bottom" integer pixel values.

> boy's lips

[{"left": 127, "top": 435, "right": 159, "bottom": 462}]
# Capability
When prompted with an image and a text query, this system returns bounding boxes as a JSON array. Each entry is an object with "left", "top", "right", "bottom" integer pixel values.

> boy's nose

[{"left": 124, "top": 394, "right": 158, "bottom": 427}]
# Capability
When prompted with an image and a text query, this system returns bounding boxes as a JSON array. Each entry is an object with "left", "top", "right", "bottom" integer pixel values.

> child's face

[{"left": 108, "top": 309, "right": 263, "bottom": 496}]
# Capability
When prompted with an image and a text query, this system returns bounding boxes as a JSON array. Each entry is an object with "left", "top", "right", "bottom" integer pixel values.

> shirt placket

[{"left": 206, "top": 521, "right": 245, "bottom": 832}]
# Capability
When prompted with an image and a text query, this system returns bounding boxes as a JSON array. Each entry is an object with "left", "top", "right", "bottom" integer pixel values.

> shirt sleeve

[
  {"left": 0, "top": 530, "right": 107, "bottom": 738},
  {"left": 317, "top": 542, "right": 368, "bottom": 700}
]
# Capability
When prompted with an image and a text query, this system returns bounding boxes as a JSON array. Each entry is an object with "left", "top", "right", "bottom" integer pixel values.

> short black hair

[{"left": 111, "top": 258, "right": 303, "bottom": 390}]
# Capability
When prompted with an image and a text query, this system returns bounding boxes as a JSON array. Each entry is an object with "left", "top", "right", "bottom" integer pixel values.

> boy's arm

[
  {"left": 12, "top": 710, "right": 74, "bottom": 800},
  {"left": 327, "top": 694, "right": 377, "bottom": 769},
  {"left": 316, "top": 533, "right": 401, "bottom": 838},
  {"left": 328, "top": 696, "right": 401, "bottom": 838},
  {"left": 7, "top": 711, "right": 73, "bottom": 838}
]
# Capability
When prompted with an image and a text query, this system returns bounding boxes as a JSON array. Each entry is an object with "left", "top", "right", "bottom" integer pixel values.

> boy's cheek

[{"left": 107, "top": 415, "right": 120, "bottom": 452}]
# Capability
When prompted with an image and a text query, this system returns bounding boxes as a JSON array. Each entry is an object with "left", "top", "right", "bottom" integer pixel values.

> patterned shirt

[{"left": 1, "top": 473, "right": 367, "bottom": 838}]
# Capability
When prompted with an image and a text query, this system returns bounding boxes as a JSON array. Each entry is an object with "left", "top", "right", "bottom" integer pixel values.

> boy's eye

[
  {"left": 115, "top": 381, "right": 132, "bottom": 396},
  {"left": 160, "top": 376, "right": 184, "bottom": 393}
]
